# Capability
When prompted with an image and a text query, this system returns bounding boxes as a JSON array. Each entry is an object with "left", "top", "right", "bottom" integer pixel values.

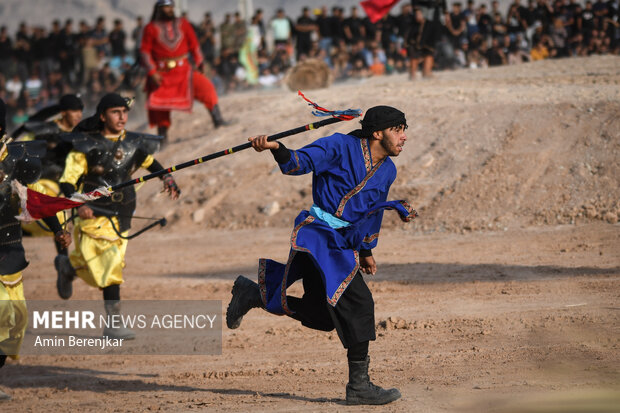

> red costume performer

[{"left": 140, "top": 0, "right": 228, "bottom": 140}]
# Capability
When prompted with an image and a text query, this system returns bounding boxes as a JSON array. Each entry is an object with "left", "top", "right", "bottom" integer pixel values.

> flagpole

[{"left": 107, "top": 116, "right": 346, "bottom": 193}]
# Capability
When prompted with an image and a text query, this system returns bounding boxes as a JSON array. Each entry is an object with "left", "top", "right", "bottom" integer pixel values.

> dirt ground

[{"left": 1, "top": 56, "right": 619, "bottom": 412}]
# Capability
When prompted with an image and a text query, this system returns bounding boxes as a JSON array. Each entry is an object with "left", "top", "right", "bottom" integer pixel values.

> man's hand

[
  {"left": 150, "top": 72, "right": 162, "bottom": 87},
  {"left": 248, "top": 135, "right": 279, "bottom": 152},
  {"left": 77, "top": 205, "right": 94, "bottom": 220},
  {"left": 54, "top": 231, "right": 72, "bottom": 249},
  {"left": 360, "top": 255, "right": 377, "bottom": 275},
  {"left": 162, "top": 174, "right": 181, "bottom": 200}
]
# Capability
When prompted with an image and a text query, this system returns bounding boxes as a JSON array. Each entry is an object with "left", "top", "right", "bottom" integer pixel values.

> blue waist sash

[{"left": 309, "top": 204, "right": 351, "bottom": 229}]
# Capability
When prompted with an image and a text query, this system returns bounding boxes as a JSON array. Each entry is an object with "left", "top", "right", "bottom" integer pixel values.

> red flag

[
  {"left": 11, "top": 181, "right": 110, "bottom": 221},
  {"left": 360, "top": 0, "right": 401, "bottom": 23}
]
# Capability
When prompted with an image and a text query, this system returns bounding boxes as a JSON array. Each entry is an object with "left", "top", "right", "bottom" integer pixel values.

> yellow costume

[
  {"left": 59, "top": 133, "right": 153, "bottom": 289},
  {"left": 0, "top": 272, "right": 26, "bottom": 360},
  {"left": 0, "top": 182, "right": 51, "bottom": 359},
  {"left": 70, "top": 216, "right": 129, "bottom": 288},
  {"left": 19, "top": 118, "right": 72, "bottom": 236}
]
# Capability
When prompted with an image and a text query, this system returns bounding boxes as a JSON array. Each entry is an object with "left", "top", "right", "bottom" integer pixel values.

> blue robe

[{"left": 258, "top": 133, "right": 415, "bottom": 315}]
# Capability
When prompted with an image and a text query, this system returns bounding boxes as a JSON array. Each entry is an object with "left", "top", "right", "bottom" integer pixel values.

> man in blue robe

[{"left": 226, "top": 105, "right": 416, "bottom": 405}]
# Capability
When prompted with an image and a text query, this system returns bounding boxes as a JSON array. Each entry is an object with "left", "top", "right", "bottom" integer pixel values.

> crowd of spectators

[{"left": 0, "top": 0, "right": 618, "bottom": 131}]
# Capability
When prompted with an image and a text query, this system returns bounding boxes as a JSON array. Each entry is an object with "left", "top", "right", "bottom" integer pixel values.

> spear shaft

[{"left": 108, "top": 116, "right": 345, "bottom": 192}]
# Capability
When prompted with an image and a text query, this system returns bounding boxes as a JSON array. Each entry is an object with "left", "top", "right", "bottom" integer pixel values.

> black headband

[
  {"left": 74, "top": 94, "right": 130, "bottom": 132},
  {"left": 96, "top": 93, "right": 130, "bottom": 115},
  {"left": 360, "top": 105, "right": 407, "bottom": 135},
  {"left": 59, "top": 94, "right": 84, "bottom": 111}
]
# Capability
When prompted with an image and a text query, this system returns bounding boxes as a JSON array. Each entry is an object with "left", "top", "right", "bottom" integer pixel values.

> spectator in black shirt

[
  {"left": 30, "top": 27, "right": 48, "bottom": 70},
  {"left": 582, "top": 1, "right": 596, "bottom": 43},
  {"left": 568, "top": 4, "right": 585, "bottom": 54},
  {"left": 90, "top": 16, "right": 109, "bottom": 56},
  {"left": 0, "top": 27, "right": 13, "bottom": 79},
  {"left": 506, "top": 4, "right": 526, "bottom": 37},
  {"left": 57, "top": 19, "right": 78, "bottom": 86},
  {"left": 348, "top": 39, "right": 369, "bottom": 78},
  {"left": 254, "top": 9, "right": 267, "bottom": 51},
  {"left": 15, "top": 22, "right": 30, "bottom": 43},
  {"left": 109, "top": 19, "right": 126, "bottom": 58},
  {"left": 13, "top": 30, "right": 32, "bottom": 80},
  {"left": 316, "top": 6, "right": 333, "bottom": 52},
  {"left": 487, "top": 36, "right": 507, "bottom": 65},
  {"left": 46, "top": 19, "right": 62, "bottom": 67},
  {"left": 198, "top": 13, "right": 216, "bottom": 66},
  {"left": 492, "top": 12, "right": 508, "bottom": 38},
  {"left": 131, "top": 16, "right": 144, "bottom": 61},
  {"left": 396, "top": 3, "right": 415, "bottom": 46},
  {"left": 408, "top": 7, "right": 436, "bottom": 79},
  {"left": 295, "top": 7, "right": 317, "bottom": 60},
  {"left": 363, "top": 15, "right": 379, "bottom": 43},
  {"left": 478, "top": 4, "right": 494, "bottom": 40},
  {"left": 328, "top": 7, "right": 345, "bottom": 44},
  {"left": 446, "top": 2, "right": 467, "bottom": 48},
  {"left": 593, "top": 0, "right": 609, "bottom": 28},
  {"left": 344, "top": 6, "right": 366, "bottom": 45},
  {"left": 375, "top": 13, "right": 398, "bottom": 51},
  {"left": 512, "top": 0, "right": 530, "bottom": 22},
  {"left": 537, "top": 0, "right": 555, "bottom": 31}
]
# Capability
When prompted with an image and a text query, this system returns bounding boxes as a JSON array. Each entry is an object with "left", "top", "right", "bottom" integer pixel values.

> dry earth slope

[{"left": 139, "top": 55, "right": 620, "bottom": 237}]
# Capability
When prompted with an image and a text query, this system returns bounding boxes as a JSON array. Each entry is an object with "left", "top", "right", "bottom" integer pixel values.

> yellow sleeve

[
  {"left": 59, "top": 151, "right": 88, "bottom": 186},
  {"left": 141, "top": 154, "right": 155, "bottom": 169},
  {"left": 27, "top": 181, "right": 48, "bottom": 194}
]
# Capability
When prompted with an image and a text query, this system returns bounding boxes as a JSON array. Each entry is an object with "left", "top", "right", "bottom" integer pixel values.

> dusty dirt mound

[
  {"left": 284, "top": 58, "right": 333, "bottom": 91},
  {"left": 138, "top": 55, "right": 620, "bottom": 236}
]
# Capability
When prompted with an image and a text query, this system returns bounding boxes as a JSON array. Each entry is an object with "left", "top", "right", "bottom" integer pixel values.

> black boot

[
  {"left": 103, "top": 301, "right": 136, "bottom": 340},
  {"left": 54, "top": 254, "right": 75, "bottom": 300},
  {"left": 157, "top": 126, "right": 168, "bottom": 147},
  {"left": 209, "top": 104, "right": 231, "bottom": 128},
  {"left": 226, "top": 275, "right": 263, "bottom": 329},
  {"left": 346, "top": 356, "right": 401, "bottom": 405}
]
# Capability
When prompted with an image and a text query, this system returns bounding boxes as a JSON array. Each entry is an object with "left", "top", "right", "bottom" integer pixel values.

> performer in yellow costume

[
  {"left": 58, "top": 93, "right": 180, "bottom": 339},
  {"left": 17, "top": 95, "right": 84, "bottom": 239},
  {"left": 0, "top": 98, "right": 71, "bottom": 401}
]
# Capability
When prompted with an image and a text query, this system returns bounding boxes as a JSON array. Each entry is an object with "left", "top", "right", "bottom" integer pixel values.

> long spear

[
  {"left": 14, "top": 95, "right": 362, "bottom": 220},
  {"left": 109, "top": 115, "right": 348, "bottom": 192}
]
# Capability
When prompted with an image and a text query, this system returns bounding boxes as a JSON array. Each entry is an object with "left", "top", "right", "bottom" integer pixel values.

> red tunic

[{"left": 140, "top": 18, "right": 216, "bottom": 115}]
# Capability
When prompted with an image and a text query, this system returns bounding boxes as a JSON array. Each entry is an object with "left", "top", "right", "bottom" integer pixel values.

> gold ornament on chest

[{"left": 114, "top": 148, "right": 124, "bottom": 164}]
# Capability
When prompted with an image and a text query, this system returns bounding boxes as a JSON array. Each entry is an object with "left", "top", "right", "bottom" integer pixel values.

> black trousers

[{"left": 286, "top": 252, "right": 376, "bottom": 348}]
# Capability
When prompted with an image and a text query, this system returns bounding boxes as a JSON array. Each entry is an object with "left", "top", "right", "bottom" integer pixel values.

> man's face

[
  {"left": 160, "top": 5, "right": 175, "bottom": 19},
  {"left": 62, "top": 109, "right": 83, "bottom": 129},
  {"left": 377, "top": 125, "right": 407, "bottom": 157},
  {"left": 100, "top": 106, "right": 128, "bottom": 135}
]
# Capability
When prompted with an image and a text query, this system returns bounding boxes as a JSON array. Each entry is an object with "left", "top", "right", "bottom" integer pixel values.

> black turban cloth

[
  {"left": 59, "top": 94, "right": 84, "bottom": 111},
  {"left": 75, "top": 93, "right": 131, "bottom": 133},
  {"left": 348, "top": 105, "right": 407, "bottom": 138}
]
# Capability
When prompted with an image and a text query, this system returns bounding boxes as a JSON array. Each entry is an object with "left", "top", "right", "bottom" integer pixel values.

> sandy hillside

[
  {"left": 1, "top": 55, "right": 619, "bottom": 412},
  {"left": 140, "top": 55, "right": 620, "bottom": 233}
]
